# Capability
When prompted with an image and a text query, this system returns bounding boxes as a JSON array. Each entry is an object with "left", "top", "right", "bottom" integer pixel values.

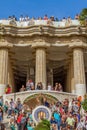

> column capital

[
  {"left": 69, "top": 42, "right": 87, "bottom": 50},
  {"left": 0, "top": 42, "right": 13, "bottom": 49},
  {"left": 31, "top": 42, "right": 50, "bottom": 49}
]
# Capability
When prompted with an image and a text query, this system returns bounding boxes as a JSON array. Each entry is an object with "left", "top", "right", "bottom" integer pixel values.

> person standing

[
  {"left": 16, "top": 111, "right": 23, "bottom": 130},
  {"left": 0, "top": 108, "right": 3, "bottom": 123},
  {"left": 20, "top": 85, "right": 26, "bottom": 92},
  {"left": 47, "top": 83, "right": 52, "bottom": 91},
  {"left": 53, "top": 110, "right": 61, "bottom": 130},
  {"left": 5, "top": 84, "right": 11, "bottom": 94}
]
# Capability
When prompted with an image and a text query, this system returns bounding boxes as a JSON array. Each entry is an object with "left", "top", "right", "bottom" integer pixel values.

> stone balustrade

[
  {"left": 0, "top": 19, "right": 80, "bottom": 27},
  {"left": 3, "top": 90, "right": 77, "bottom": 104}
]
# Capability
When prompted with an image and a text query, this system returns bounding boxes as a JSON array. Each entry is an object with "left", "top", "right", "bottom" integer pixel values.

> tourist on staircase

[
  {"left": 47, "top": 83, "right": 52, "bottom": 91},
  {"left": 53, "top": 109, "right": 61, "bottom": 130},
  {"left": 0, "top": 107, "right": 3, "bottom": 123},
  {"left": 16, "top": 111, "right": 23, "bottom": 130},
  {"left": 26, "top": 79, "right": 34, "bottom": 91},
  {"left": 36, "top": 82, "right": 43, "bottom": 90},
  {"left": 5, "top": 84, "right": 11, "bottom": 94},
  {"left": 20, "top": 85, "right": 26, "bottom": 92}
]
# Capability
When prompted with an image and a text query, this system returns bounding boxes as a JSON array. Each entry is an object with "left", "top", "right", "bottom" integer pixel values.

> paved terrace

[{"left": 0, "top": 19, "right": 80, "bottom": 27}]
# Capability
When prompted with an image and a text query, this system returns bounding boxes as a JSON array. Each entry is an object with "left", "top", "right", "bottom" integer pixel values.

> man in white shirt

[{"left": 47, "top": 83, "right": 52, "bottom": 91}]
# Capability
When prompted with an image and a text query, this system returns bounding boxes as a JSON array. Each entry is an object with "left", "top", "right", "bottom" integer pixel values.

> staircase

[
  {"left": 2, "top": 91, "right": 77, "bottom": 130},
  {"left": 3, "top": 90, "right": 77, "bottom": 104}
]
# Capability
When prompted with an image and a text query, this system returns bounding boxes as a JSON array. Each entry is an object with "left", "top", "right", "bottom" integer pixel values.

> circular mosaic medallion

[{"left": 32, "top": 105, "right": 51, "bottom": 123}]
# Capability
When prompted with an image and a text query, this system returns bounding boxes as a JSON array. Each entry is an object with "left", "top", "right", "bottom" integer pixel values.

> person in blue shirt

[
  {"left": 27, "top": 123, "right": 34, "bottom": 130},
  {"left": 53, "top": 110, "right": 61, "bottom": 130}
]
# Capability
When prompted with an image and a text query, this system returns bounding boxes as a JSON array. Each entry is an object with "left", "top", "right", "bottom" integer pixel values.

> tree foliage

[
  {"left": 82, "top": 98, "right": 87, "bottom": 111},
  {"left": 79, "top": 8, "right": 87, "bottom": 25},
  {"left": 35, "top": 119, "right": 50, "bottom": 130}
]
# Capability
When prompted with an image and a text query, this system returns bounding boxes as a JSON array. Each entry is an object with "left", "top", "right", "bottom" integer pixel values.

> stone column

[
  {"left": 26, "top": 66, "right": 30, "bottom": 82},
  {"left": 35, "top": 48, "right": 46, "bottom": 89},
  {"left": 73, "top": 48, "right": 86, "bottom": 95},
  {"left": 47, "top": 68, "right": 53, "bottom": 88},
  {"left": 70, "top": 57, "right": 75, "bottom": 93},
  {"left": 67, "top": 55, "right": 75, "bottom": 93},
  {"left": 0, "top": 48, "right": 8, "bottom": 96},
  {"left": 66, "top": 65, "right": 71, "bottom": 92},
  {"left": 8, "top": 57, "right": 15, "bottom": 92}
]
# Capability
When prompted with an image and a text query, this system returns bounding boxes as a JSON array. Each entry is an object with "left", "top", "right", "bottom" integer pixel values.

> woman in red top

[
  {"left": 17, "top": 111, "right": 23, "bottom": 130},
  {"left": 5, "top": 84, "right": 11, "bottom": 94}
]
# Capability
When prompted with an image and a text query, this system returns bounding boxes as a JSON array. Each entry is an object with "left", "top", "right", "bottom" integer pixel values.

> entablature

[{"left": 0, "top": 23, "right": 87, "bottom": 37}]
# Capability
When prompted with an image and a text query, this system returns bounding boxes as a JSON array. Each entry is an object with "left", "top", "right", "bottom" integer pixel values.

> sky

[{"left": 0, "top": 0, "right": 87, "bottom": 20}]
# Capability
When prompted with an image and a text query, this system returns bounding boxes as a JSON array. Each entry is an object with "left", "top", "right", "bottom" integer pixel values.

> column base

[
  {"left": 0, "top": 84, "right": 6, "bottom": 96},
  {"left": 75, "top": 84, "right": 86, "bottom": 96}
]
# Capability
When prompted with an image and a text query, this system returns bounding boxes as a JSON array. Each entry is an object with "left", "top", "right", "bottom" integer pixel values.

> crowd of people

[
  {"left": 0, "top": 14, "right": 81, "bottom": 28},
  {"left": 5, "top": 79, "right": 63, "bottom": 94},
  {"left": 7, "top": 14, "right": 80, "bottom": 22},
  {"left": 20, "top": 80, "right": 63, "bottom": 92},
  {"left": 0, "top": 94, "right": 87, "bottom": 130},
  {"left": 0, "top": 14, "right": 80, "bottom": 27},
  {"left": 2, "top": 80, "right": 87, "bottom": 130}
]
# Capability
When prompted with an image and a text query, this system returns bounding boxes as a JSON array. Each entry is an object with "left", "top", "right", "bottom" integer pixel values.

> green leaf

[
  {"left": 79, "top": 8, "right": 87, "bottom": 25},
  {"left": 35, "top": 119, "right": 50, "bottom": 130}
]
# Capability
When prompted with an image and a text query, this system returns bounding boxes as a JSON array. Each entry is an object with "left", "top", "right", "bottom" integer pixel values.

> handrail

[
  {"left": 0, "top": 19, "right": 80, "bottom": 27},
  {"left": 3, "top": 90, "right": 78, "bottom": 104},
  {"left": 4, "top": 90, "right": 77, "bottom": 96}
]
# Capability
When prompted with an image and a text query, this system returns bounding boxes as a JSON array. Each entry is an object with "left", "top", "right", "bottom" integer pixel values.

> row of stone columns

[
  {"left": 36, "top": 46, "right": 86, "bottom": 95},
  {"left": 0, "top": 46, "right": 47, "bottom": 95},
  {"left": 0, "top": 45, "right": 86, "bottom": 96}
]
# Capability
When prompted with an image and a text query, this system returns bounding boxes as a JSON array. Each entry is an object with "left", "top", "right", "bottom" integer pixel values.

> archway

[{"left": 23, "top": 93, "right": 58, "bottom": 109}]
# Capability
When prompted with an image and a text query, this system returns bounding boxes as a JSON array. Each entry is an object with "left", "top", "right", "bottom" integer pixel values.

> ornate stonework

[{"left": 0, "top": 21, "right": 87, "bottom": 96}]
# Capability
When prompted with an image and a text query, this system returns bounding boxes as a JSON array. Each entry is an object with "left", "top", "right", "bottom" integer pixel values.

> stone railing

[
  {"left": 3, "top": 90, "right": 77, "bottom": 104},
  {"left": 0, "top": 19, "right": 80, "bottom": 27}
]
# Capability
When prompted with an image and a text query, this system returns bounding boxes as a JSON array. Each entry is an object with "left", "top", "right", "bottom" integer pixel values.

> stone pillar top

[
  {"left": 0, "top": 42, "right": 13, "bottom": 49},
  {"left": 31, "top": 42, "right": 50, "bottom": 49},
  {"left": 69, "top": 42, "right": 87, "bottom": 49}
]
